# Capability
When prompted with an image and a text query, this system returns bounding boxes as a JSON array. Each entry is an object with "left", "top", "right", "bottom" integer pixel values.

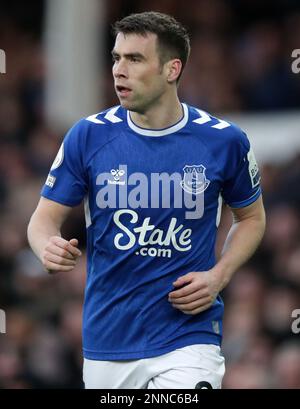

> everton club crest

[{"left": 180, "top": 165, "right": 210, "bottom": 195}]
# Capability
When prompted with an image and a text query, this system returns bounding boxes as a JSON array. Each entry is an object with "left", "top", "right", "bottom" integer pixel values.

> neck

[{"left": 129, "top": 93, "right": 183, "bottom": 130}]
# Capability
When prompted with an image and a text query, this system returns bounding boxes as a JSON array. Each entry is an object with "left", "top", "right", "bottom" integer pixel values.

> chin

[
  {"left": 119, "top": 100, "right": 137, "bottom": 111},
  {"left": 119, "top": 100, "right": 130, "bottom": 108}
]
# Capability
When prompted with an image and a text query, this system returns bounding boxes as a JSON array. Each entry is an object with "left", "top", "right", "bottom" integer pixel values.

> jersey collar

[{"left": 127, "top": 103, "right": 188, "bottom": 137}]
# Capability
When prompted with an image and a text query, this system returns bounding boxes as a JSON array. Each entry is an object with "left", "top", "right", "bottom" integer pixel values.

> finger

[
  {"left": 171, "top": 296, "right": 213, "bottom": 312},
  {"left": 69, "top": 238, "right": 79, "bottom": 247},
  {"left": 45, "top": 244, "right": 76, "bottom": 260},
  {"left": 180, "top": 304, "right": 212, "bottom": 315},
  {"left": 169, "top": 288, "right": 209, "bottom": 304},
  {"left": 51, "top": 237, "right": 82, "bottom": 257},
  {"left": 44, "top": 252, "right": 77, "bottom": 266},
  {"left": 172, "top": 272, "right": 194, "bottom": 287},
  {"left": 67, "top": 238, "right": 81, "bottom": 256},
  {"left": 49, "top": 237, "right": 76, "bottom": 258},
  {"left": 43, "top": 260, "right": 75, "bottom": 273},
  {"left": 168, "top": 281, "right": 202, "bottom": 299}
]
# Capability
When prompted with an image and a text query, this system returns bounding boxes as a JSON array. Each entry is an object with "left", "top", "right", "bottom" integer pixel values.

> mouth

[{"left": 116, "top": 85, "right": 132, "bottom": 98}]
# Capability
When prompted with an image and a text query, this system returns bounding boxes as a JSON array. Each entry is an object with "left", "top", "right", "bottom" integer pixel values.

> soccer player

[{"left": 27, "top": 11, "right": 266, "bottom": 389}]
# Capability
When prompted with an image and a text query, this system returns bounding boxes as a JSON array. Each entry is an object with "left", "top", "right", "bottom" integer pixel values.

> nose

[{"left": 113, "top": 59, "right": 128, "bottom": 79}]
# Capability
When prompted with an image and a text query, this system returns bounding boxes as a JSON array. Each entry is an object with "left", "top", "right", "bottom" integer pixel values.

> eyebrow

[{"left": 111, "top": 50, "right": 146, "bottom": 60}]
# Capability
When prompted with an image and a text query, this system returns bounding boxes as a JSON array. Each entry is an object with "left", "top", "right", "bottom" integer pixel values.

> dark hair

[{"left": 112, "top": 11, "right": 191, "bottom": 82}]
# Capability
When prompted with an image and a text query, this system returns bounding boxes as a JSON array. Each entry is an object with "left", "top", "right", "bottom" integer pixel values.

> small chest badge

[{"left": 180, "top": 165, "right": 210, "bottom": 195}]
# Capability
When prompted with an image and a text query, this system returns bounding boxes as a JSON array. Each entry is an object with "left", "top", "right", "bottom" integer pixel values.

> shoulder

[
  {"left": 64, "top": 105, "right": 126, "bottom": 149},
  {"left": 84, "top": 105, "right": 125, "bottom": 128},
  {"left": 67, "top": 105, "right": 125, "bottom": 134},
  {"left": 187, "top": 103, "right": 249, "bottom": 148}
]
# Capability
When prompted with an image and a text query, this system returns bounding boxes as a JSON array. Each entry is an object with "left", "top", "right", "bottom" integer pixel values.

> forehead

[{"left": 113, "top": 32, "right": 159, "bottom": 57}]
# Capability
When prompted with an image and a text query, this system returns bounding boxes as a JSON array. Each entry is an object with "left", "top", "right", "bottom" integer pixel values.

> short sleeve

[
  {"left": 221, "top": 129, "right": 261, "bottom": 208},
  {"left": 41, "top": 119, "right": 88, "bottom": 206}
]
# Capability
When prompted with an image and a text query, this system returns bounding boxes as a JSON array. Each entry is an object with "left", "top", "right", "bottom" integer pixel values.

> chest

[{"left": 86, "top": 134, "right": 222, "bottom": 219}]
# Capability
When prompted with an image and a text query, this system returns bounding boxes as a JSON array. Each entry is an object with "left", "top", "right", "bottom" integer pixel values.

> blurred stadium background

[{"left": 0, "top": 0, "right": 300, "bottom": 389}]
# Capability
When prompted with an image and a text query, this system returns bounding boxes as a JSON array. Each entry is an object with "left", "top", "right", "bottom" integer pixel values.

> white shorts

[{"left": 83, "top": 344, "right": 225, "bottom": 389}]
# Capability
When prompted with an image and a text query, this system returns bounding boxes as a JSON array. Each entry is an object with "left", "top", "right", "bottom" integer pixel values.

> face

[{"left": 112, "top": 32, "right": 169, "bottom": 113}]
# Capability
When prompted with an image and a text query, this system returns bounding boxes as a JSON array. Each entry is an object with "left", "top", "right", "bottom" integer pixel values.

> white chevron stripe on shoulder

[
  {"left": 193, "top": 108, "right": 231, "bottom": 130},
  {"left": 104, "top": 106, "right": 123, "bottom": 123},
  {"left": 86, "top": 113, "right": 105, "bottom": 124},
  {"left": 212, "top": 119, "right": 230, "bottom": 129},
  {"left": 192, "top": 109, "right": 212, "bottom": 124}
]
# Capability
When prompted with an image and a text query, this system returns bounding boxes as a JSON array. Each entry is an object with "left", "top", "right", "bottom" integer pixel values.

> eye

[
  {"left": 111, "top": 169, "right": 116, "bottom": 176},
  {"left": 119, "top": 170, "right": 125, "bottom": 176}
]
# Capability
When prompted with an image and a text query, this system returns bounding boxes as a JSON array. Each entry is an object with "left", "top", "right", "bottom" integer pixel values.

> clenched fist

[
  {"left": 168, "top": 270, "right": 221, "bottom": 315},
  {"left": 42, "top": 236, "right": 82, "bottom": 274}
]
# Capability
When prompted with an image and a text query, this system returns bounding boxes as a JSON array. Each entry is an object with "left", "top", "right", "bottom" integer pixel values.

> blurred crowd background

[{"left": 0, "top": 0, "right": 300, "bottom": 389}]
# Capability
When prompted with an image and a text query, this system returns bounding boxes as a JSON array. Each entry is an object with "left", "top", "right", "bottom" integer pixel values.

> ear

[{"left": 166, "top": 59, "right": 182, "bottom": 83}]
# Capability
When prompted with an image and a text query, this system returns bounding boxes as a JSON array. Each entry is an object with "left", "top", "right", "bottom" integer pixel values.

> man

[{"left": 27, "top": 11, "right": 266, "bottom": 389}]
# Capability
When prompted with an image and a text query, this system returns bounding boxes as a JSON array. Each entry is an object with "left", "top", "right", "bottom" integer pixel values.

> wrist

[{"left": 209, "top": 263, "right": 234, "bottom": 291}]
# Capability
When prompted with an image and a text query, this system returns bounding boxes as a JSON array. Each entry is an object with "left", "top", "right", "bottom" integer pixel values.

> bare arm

[
  {"left": 168, "top": 195, "right": 266, "bottom": 314},
  {"left": 27, "top": 197, "right": 82, "bottom": 274}
]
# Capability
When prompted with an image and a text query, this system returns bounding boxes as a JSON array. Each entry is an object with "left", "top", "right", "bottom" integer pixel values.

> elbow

[
  {"left": 259, "top": 214, "right": 266, "bottom": 241},
  {"left": 255, "top": 207, "right": 266, "bottom": 243},
  {"left": 27, "top": 212, "right": 35, "bottom": 245}
]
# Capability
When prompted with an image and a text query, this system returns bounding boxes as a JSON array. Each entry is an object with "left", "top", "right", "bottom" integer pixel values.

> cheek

[
  {"left": 149, "top": 76, "right": 165, "bottom": 93},
  {"left": 141, "top": 72, "right": 164, "bottom": 90},
  {"left": 132, "top": 66, "right": 165, "bottom": 97},
  {"left": 136, "top": 65, "right": 161, "bottom": 83}
]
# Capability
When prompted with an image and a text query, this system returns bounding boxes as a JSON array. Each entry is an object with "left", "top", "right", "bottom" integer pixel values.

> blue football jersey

[{"left": 41, "top": 103, "right": 261, "bottom": 360}]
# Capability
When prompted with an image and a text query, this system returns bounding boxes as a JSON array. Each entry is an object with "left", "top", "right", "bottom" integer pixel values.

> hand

[
  {"left": 168, "top": 270, "right": 221, "bottom": 315},
  {"left": 41, "top": 236, "right": 82, "bottom": 274}
]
